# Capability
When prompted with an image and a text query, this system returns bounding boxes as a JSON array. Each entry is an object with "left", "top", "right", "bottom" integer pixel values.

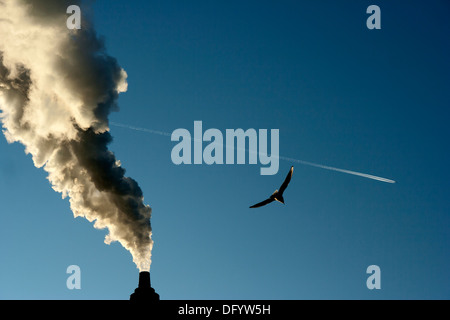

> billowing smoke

[{"left": 0, "top": 0, "right": 153, "bottom": 271}]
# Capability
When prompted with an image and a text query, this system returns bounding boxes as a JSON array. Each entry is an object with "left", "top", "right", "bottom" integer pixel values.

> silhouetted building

[{"left": 130, "top": 271, "right": 160, "bottom": 302}]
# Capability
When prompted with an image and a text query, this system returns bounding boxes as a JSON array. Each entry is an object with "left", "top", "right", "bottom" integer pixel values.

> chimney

[
  {"left": 139, "top": 271, "right": 151, "bottom": 288},
  {"left": 130, "top": 271, "right": 160, "bottom": 302}
]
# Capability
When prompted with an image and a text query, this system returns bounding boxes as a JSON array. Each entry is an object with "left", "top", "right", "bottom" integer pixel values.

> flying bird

[{"left": 250, "top": 166, "right": 294, "bottom": 208}]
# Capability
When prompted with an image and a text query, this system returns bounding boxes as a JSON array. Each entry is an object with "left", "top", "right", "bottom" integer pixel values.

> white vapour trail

[
  {"left": 110, "top": 121, "right": 171, "bottom": 137},
  {"left": 0, "top": 1, "right": 153, "bottom": 271},
  {"left": 276, "top": 156, "right": 395, "bottom": 183},
  {"left": 111, "top": 122, "right": 395, "bottom": 184}
]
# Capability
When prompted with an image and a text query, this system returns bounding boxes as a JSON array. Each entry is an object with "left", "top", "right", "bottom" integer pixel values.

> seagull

[{"left": 250, "top": 166, "right": 294, "bottom": 208}]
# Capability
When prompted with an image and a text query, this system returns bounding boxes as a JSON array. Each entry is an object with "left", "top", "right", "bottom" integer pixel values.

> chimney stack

[
  {"left": 139, "top": 271, "right": 151, "bottom": 288},
  {"left": 130, "top": 271, "right": 160, "bottom": 302}
]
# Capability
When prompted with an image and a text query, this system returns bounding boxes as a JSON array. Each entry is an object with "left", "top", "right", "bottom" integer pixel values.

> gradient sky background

[{"left": 1, "top": 0, "right": 449, "bottom": 299}]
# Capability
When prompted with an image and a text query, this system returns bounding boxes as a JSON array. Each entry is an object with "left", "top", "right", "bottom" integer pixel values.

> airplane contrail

[
  {"left": 276, "top": 156, "right": 395, "bottom": 183},
  {"left": 110, "top": 122, "right": 396, "bottom": 184},
  {"left": 110, "top": 121, "right": 171, "bottom": 137}
]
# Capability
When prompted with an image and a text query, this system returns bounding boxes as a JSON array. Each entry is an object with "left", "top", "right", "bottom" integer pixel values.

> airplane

[{"left": 250, "top": 166, "right": 294, "bottom": 208}]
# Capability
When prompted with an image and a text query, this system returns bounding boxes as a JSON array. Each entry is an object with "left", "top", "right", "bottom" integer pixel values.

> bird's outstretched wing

[
  {"left": 278, "top": 166, "right": 294, "bottom": 195},
  {"left": 250, "top": 198, "right": 274, "bottom": 208}
]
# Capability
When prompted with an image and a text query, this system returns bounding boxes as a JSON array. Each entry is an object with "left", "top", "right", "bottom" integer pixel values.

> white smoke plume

[{"left": 0, "top": 0, "right": 153, "bottom": 271}]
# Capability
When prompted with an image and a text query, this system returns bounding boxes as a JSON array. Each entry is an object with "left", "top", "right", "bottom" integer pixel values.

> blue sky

[{"left": 1, "top": 0, "right": 449, "bottom": 299}]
